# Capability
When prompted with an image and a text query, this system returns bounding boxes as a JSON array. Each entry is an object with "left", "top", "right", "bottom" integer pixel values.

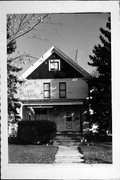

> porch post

[
  {"left": 19, "top": 102, "right": 23, "bottom": 119},
  {"left": 80, "top": 107, "right": 83, "bottom": 135}
]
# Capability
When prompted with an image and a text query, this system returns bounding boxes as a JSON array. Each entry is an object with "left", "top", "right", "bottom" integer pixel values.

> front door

[
  {"left": 55, "top": 106, "right": 81, "bottom": 132},
  {"left": 65, "top": 112, "right": 73, "bottom": 131}
]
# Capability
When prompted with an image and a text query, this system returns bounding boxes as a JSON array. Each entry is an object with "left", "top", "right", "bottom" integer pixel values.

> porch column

[
  {"left": 80, "top": 108, "right": 83, "bottom": 135},
  {"left": 18, "top": 102, "right": 23, "bottom": 119}
]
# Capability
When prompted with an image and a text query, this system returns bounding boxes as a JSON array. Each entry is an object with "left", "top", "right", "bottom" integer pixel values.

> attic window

[{"left": 49, "top": 59, "right": 60, "bottom": 71}]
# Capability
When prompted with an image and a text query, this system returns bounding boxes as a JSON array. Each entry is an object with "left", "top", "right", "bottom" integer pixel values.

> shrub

[
  {"left": 8, "top": 136, "right": 18, "bottom": 144},
  {"left": 17, "top": 120, "right": 56, "bottom": 145},
  {"left": 83, "top": 132, "right": 112, "bottom": 143},
  {"left": 8, "top": 122, "right": 18, "bottom": 137}
]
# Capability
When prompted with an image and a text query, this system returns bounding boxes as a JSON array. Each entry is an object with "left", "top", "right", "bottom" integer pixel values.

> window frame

[
  {"left": 43, "top": 83, "right": 50, "bottom": 98},
  {"left": 49, "top": 59, "right": 60, "bottom": 71},
  {"left": 59, "top": 82, "right": 66, "bottom": 98}
]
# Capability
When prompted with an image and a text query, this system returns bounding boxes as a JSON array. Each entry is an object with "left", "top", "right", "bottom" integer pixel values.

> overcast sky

[{"left": 15, "top": 13, "right": 109, "bottom": 74}]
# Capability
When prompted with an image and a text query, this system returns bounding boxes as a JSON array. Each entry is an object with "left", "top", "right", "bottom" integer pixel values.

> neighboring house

[{"left": 17, "top": 46, "right": 91, "bottom": 133}]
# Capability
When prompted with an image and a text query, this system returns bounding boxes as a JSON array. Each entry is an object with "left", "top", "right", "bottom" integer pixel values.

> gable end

[
  {"left": 27, "top": 53, "right": 84, "bottom": 79},
  {"left": 20, "top": 46, "right": 91, "bottom": 80}
]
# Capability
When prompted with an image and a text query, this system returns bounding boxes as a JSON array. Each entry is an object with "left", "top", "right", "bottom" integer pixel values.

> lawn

[
  {"left": 9, "top": 143, "right": 112, "bottom": 164},
  {"left": 9, "top": 145, "right": 58, "bottom": 164},
  {"left": 79, "top": 142, "right": 112, "bottom": 164}
]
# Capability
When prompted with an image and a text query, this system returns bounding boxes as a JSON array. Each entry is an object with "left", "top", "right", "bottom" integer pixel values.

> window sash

[
  {"left": 49, "top": 60, "right": 60, "bottom": 71},
  {"left": 43, "top": 83, "right": 50, "bottom": 98},
  {"left": 50, "top": 61, "right": 59, "bottom": 71},
  {"left": 60, "top": 83, "right": 66, "bottom": 90},
  {"left": 44, "top": 83, "right": 50, "bottom": 91},
  {"left": 59, "top": 82, "right": 66, "bottom": 98}
]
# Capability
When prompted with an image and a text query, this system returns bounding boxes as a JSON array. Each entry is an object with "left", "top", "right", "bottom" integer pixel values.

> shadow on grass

[
  {"left": 78, "top": 143, "right": 112, "bottom": 164},
  {"left": 83, "top": 152, "right": 112, "bottom": 164}
]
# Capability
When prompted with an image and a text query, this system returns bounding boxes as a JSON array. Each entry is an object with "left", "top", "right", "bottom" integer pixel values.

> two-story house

[{"left": 17, "top": 46, "right": 91, "bottom": 133}]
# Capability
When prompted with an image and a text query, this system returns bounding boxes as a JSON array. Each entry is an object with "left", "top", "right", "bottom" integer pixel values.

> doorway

[{"left": 65, "top": 112, "right": 73, "bottom": 130}]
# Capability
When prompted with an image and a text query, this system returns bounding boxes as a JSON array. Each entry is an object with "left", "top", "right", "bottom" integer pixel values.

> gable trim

[
  {"left": 53, "top": 46, "right": 91, "bottom": 78},
  {"left": 19, "top": 46, "right": 91, "bottom": 80}
]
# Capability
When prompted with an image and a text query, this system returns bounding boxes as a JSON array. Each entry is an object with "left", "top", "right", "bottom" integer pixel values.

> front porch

[{"left": 20, "top": 99, "right": 87, "bottom": 133}]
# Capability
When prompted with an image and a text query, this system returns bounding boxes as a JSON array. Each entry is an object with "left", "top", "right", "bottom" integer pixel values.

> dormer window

[{"left": 49, "top": 59, "right": 60, "bottom": 71}]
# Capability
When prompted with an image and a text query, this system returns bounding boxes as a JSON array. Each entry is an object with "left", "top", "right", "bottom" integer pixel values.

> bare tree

[
  {"left": 7, "top": 14, "right": 49, "bottom": 47},
  {"left": 7, "top": 14, "right": 49, "bottom": 123}
]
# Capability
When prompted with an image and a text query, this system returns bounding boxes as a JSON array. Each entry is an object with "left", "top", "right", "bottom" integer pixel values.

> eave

[{"left": 20, "top": 98, "right": 85, "bottom": 106}]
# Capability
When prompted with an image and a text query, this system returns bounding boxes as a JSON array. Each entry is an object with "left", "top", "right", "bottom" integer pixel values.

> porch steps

[{"left": 54, "top": 132, "right": 82, "bottom": 146}]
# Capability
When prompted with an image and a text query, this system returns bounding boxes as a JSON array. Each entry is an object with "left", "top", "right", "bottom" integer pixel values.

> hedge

[{"left": 17, "top": 120, "right": 56, "bottom": 145}]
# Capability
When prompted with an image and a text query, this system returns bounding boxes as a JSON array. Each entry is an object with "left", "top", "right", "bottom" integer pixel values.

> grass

[
  {"left": 78, "top": 142, "right": 112, "bottom": 164},
  {"left": 9, "top": 145, "right": 58, "bottom": 164},
  {"left": 9, "top": 141, "right": 112, "bottom": 164}
]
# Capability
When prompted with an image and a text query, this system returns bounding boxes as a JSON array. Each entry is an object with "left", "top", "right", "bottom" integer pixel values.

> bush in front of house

[
  {"left": 8, "top": 122, "right": 19, "bottom": 144},
  {"left": 82, "top": 129, "right": 112, "bottom": 143},
  {"left": 17, "top": 120, "right": 56, "bottom": 145}
]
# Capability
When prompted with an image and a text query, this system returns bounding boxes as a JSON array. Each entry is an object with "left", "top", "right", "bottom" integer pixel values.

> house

[{"left": 17, "top": 46, "right": 91, "bottom": 133}]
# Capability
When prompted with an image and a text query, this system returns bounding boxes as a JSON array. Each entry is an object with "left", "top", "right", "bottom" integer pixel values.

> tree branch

[{"left": 7, "top": 14, "right": 49, "bottom": 46}]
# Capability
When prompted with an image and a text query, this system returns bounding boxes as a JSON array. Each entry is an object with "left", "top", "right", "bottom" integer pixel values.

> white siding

[{"left": 17, "top": 78, "right": 88, "bottom": 100}]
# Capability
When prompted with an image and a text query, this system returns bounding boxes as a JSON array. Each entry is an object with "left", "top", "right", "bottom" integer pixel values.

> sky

[{"left": 15, "top": 13, "right": 110, "bottom": 75}]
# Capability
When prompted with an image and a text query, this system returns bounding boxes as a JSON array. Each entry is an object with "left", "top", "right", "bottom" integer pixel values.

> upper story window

[
  {"left": 59, "top": 82, "right": 66, "bottom": 98},
  {"left": 49, "top": 59, "right": 60, "bottom": 71},
  {"left": 43, "top": 83, "right": 50, "bottom": 98}
]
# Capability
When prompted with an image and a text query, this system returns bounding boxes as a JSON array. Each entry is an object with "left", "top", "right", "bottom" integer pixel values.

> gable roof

[{"left": 19, "top": 46, "right": 91, "bottom": 79}]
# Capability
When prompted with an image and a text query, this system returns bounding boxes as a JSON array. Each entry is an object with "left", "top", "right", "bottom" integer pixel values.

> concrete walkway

[
  {"left": 54, "top": 133, "right": 84, "bottom": 164},
  {"left": 55, "top": 145, "right": 84, "bottom": 163}
]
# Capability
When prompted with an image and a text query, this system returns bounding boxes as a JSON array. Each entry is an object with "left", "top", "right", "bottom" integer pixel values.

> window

[
  {"left": 43, "top": 83, "right": 50, "bottom": 98},
  {"left": 59, "top": 82, "right": 66, "bottom": 98},
  {"left": 66, "top": 116, "right": 72, "bottom": 121},
  {"left": 49, "top": 60, "right": 60, "bottom": 71}
]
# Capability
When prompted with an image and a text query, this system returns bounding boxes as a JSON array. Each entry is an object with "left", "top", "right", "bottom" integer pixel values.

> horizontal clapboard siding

[{"left": 16, "top": 78, "right": 88, "bottom": 100}]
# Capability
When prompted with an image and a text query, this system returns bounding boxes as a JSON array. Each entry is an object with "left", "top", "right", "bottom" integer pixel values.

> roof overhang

[
  {"left": 24, "top": 102, "right": 83, "bottom": 106},
  {"left": 20, "top": 99, "right": 84, "bottom": 106}
]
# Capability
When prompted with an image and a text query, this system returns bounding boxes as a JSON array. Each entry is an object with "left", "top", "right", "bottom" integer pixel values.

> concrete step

[
  {"left": 54, "top": 139, "right": 81, "bottom": 142},
  {"left": 55, "top": 134, "right": 82, "bottom": 137},
  {"left": 54, "top": 143, "right": 81, "bottom": 147},
  {"left": 54, "top": 137, "right": 82, "bottom": 141},
  {"left": 54, "top": 136, "right": 82, "bottom": 146},
  {"left": 56, "top": 132, "right": 81, "bottom": 135},
  {"left": 55, "top": 134, "right": 82, "bottom": 138}
]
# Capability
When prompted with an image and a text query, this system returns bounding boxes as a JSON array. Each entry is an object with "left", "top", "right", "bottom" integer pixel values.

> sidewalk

[{"left": 54, "top": 145, "right": 84, "bottom": 164}]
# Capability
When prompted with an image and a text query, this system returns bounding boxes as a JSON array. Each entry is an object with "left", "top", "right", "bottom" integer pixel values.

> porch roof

[{"left": 20, "top": 99, "right": 84, "bottom": 106}]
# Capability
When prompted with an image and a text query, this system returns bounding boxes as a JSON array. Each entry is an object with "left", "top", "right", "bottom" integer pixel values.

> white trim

[
  {"left": 49, "top": 59, "right": 60, "bottom": 71},
  {"left": 22, "top": 101, "right": 83, "bottom": 106},
  {"left": 53, "top": 46, "right": 91, "bottom": 77},
  {"left": 19, "top": 46, "right": 54, "bottom": 79},
  {"left": 28, "top": 106, "right": 54, "bottom": 109},
  {"left": 19, "top": 46, "right": 91, "bottom": 80}
]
